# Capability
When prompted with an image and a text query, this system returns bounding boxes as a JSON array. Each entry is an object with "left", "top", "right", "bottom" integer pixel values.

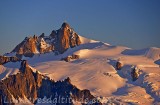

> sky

[{"left": 0, "top": 0, "right": 160, "bottom": 55}]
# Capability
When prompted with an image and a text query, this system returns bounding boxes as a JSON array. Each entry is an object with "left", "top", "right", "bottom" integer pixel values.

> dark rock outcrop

[
  {"left": 116, "top": 61, "right": 123, "bottom": 70},
  {"left": 62, "top": 54, "right": 80, "bottom": 62},
  {"left": 71, "top": 54, "right": 80, "bottom": 59},
  {"left": 39, "top": 33, "right": 45, "bottom": 38},
  {"left": 131, "top": 67, "right": 139, "bottom": 81},
  {"left": 61, "top": 56, "right": 72, "bottom": 62},
  {"left": 0, "top": 55, "right": 20, "bottom": 65},
  {"left": 50, "top": 30, "right": 57, "bottom": 39},
  {"left": 0, "top": 61, "right": 101, "bottom": 105}
]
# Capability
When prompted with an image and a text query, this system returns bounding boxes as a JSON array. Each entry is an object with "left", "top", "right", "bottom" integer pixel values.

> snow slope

[
  {"left": 1, "top": 36, "right": 160, "bottom": 104},
  {"left": 0, "top": 64, "right": 19, "bottom": 80}
]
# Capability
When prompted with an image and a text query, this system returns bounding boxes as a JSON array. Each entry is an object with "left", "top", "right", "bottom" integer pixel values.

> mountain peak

[
  {"left": 10, "top": 23, "right": 81, "bottom": 57},
  {"left": 61, "top": 22, "right": 70, "bottom": 29}
]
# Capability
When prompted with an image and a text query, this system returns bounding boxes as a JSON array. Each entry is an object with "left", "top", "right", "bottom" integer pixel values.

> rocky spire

[
  {"left": 56, "top": 22, "right": 71, "bottom": 53},
  {"left": 61, "top": 22, "right": 70, "bottom": 29},
  {"left": 20, "top": 60, "right": 29, "bottom": 73},
  {"left": 39, "top": 33, "right": 45, "bottom": 38}
]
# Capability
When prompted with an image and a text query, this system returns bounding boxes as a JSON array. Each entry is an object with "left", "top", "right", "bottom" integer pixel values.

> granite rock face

[
  {"left": 0, "top": 60, "right": 101, "bottom": 105},
  {"left": 55, "top": 22, "right": 81, "bottom": 53},
  {"left": 12, "top": 36, "right": 38, "bottom": 57},
  {"left": 11, "top": 22, "right": 81, "bottom": 57},
  {"left": 56, "top": 22, "right": 71, "bottom": 53}
]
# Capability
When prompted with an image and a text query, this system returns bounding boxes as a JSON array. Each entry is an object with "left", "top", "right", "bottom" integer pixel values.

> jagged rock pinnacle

[
  {"left": 61, "top": 22, "right": 70, "bottom": 29},
  {"left": 20, "top": 60, "right": 29, "bottom": 73}
]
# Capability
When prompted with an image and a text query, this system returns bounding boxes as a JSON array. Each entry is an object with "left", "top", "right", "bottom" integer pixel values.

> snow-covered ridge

[
  {"left": 79, "top": 35, "right": 110, "bottom": 45},
  {"left": 145, "top": 47, "right": 160, "bottom": 60},
  {"left": 122, "top": 47, "right": 160, "bottom": 60},
  {"left": 79, "top": 35, "right": 99, "bottom": 44}
]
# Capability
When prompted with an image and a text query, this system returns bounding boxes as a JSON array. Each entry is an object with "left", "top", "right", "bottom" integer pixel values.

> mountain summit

[{"left": 11, "top": 22, "right": 81, "bottom": 57}]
